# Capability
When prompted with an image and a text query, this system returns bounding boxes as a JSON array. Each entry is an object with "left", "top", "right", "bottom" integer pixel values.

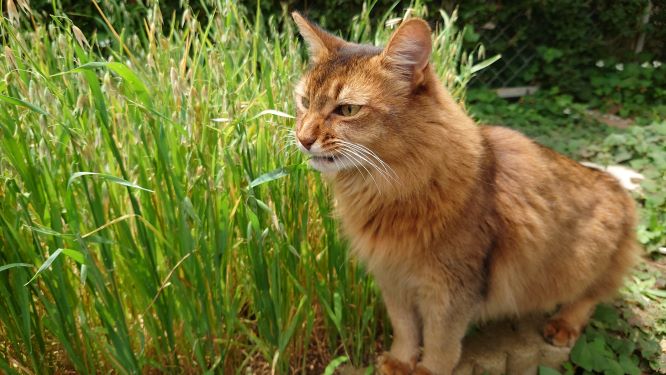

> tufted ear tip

[
  {"left": 292, "top": 11, "right": 345, "bottom": 63},
  {"left": 382, "top": 18, "right": 433, "bottom": 83},
  {"left": 291, "top": 11, "right": 304, "bottom": 24}
]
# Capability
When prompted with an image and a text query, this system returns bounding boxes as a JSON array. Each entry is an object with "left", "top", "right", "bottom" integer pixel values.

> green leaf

[
  {"left": 470, "top": 54, "right": 502, "bottom": 74},
  {"left": 249, "top": 197, "right": 272, "bottom": 213},
  {"left": 278, "top": 296, "right": 307, "bottom": 352},
  {"left": 0, "top": 94, "right": 48, "bottom": 115},
  {"left": 249, "top": 164, "right": 303, "bottom": 188},
  {"left": 603, "top": 359, "right": 625, "bottom": 375},
  {"left": 250, "top": 168, "right": 289, "bottom": 188},
  {"left": 56, "top": 62, "right": 151, "bottom": 107},
  {"left": 80, "top": 264, "right": 88, "bottom": 284},
  {"left": 538, "top": 366, "right": 561, "bottom": 375},
  {"left": 323, "top": 356, "right": 348, "bottom": 375},
  {"left": 24, "top": 225, "right": 74, "bottom": 238},
  {"left": 612, "top": 339, "right": 635, "bottom": 357},
  {"left": 68, "top": 172, "right": 153, "bottom": 192},
  {"left": 0, "top": 263, "right": 33, "bottom": 273},
  {"left": 588, "top": 337, "right": 612, "bottom": 371},
  {"left": 571, "top": 334, "right": 594, "bottom": 371},
  {"left": 104, "top": 62, "right": 151, "bottom": 105},
  {"left": 251, "top": 109, "right": 295, "bottom": 120},
  {"left": 592, "top": 304, "right": 619, "bottom": 325},
  {"left": 246, "top": 209, "right": 260, "bottom": 234},
  {"left": 644, "top": 288, "right": 666, "bottom": 299},
  {"left": 23, "top": 249, "right": 82, "bottom": 286},
  {"left": 333, "top": 291, "right": 343, "bottom": 326},
  {"left": 25, "top": 249, "right": 64, "bottom": 285},
  {"left": 62, "top": 249, "right": 85, "bottom": 264},
  {"left": 618, "top": 354, "right": 640, "bottom": 375},
  {"left": 463, "top": 26, "right": 480, "bottom": 43}
]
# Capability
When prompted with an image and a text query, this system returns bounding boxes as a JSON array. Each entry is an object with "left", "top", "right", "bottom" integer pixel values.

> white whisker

[
  {"left": 339, "top": 145, "right": 390, "bottom": 185},
  {"left": 351, "top": 143, "right": 397, "bottom": 178},
  {"left": 337, "top": 140, "right": 398, "bottom": 181},
  {"left": 338, "top": 144, "right": 396, "bottom": 186},
  {"left": 337, "top": 148, "right": 381, "bottom": 194}
]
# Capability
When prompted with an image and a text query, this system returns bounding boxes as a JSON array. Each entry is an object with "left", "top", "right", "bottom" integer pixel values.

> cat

[{"left": 291, "top": 12, "right": 639, "bottom": 375}]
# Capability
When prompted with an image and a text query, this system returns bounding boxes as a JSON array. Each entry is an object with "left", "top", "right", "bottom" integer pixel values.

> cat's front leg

[
  {"left": 376, "top": 277, "right": 420, "bottom": 374},
  {"left": 414, "top": 292, "right": 472, "bottom": 375}
]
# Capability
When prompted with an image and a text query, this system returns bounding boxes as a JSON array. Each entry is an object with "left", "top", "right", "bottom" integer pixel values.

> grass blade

[
  {"left": 24, "top": 249, "right": 64, "bottom": 286},
  {"left": 0, "top": 263, "right": 33, "bottom": 273},
  {"left": 324, "top": 356, "right": 349, "bottom": 375},
  {"left": 67, "top": 172, "right": 154, "bottom": 192},
  {"left": 249, "top": 164, "right": 303, "bottom": 188},
  {"left": 0, "top": 94, "right": 48, "bottom": 115}
]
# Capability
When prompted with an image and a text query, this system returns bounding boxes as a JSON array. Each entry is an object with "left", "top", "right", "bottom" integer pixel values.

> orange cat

[{"left": 292, "top": 13, "right": 639, "bottom": 375}]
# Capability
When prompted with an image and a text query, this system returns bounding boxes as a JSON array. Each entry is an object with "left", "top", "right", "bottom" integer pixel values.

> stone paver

[
  {"left": 339, "top": 314, "right": 571, "bottom": 375},
  {"left": 454, "top": 315, "right": 570, "bottom": 375}
]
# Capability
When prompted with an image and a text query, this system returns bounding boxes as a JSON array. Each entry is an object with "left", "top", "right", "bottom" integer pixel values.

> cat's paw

[
  {"left": 376, "top": 352, "right": 413, "bottom": 375},
  {"left": 543, "top": 317, "right": 580, "bottom": 347},
  {"left": 412, "top": 365, "right": 434, "bottom": 375}
]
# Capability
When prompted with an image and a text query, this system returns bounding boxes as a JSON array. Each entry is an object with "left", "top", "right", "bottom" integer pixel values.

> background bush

[{"left": 13, "top": 0, "right": 666, "bottom": 113}]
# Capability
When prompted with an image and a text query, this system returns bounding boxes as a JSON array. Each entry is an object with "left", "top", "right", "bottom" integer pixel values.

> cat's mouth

[
  {"left": 308, "top": 153, "right": 345, "bottom": 173},
  {"left": 310, "top": 155, "right": 336, "bottom": 163}
]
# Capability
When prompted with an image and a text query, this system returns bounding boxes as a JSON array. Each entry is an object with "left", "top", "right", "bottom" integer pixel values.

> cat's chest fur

[
  {"left": 332, "top": 168, "right": 482, "bottom": 275},
  {"left": 340, "top": 191, "right": 439, "bottom": 252}
]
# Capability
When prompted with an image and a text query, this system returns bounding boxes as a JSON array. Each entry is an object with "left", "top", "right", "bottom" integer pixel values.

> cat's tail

[{"left": 580, "top": 162, "right": 644, "bottom": 191}]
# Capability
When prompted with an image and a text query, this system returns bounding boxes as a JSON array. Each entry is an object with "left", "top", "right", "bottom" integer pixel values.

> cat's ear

[
  {"left": 382, "top": 18, "right": 432, "bottom": 86},
  {"left": 292, "top": 12, "right": 345, "bottom": 63}
]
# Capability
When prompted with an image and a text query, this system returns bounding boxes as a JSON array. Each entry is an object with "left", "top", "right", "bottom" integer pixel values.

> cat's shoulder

[
  {"left": 480, "top": 125, "right": 534, "bottom": 147},
  {"left": 478, "top": 125, "right": 543, "bottom": 165}
]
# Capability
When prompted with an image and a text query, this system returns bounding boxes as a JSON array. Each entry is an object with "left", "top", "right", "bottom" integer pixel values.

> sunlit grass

[{"left": 0, "top": 1, "right": 497, "bottom": 373}]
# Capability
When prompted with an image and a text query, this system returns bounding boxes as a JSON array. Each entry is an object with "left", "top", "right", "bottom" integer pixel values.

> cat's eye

[
  {"left": 301, "top": 96, "right": 310, "bottom": 109},
  {"left": 336, "top": 104, "right": 361, "bottom": 117}
]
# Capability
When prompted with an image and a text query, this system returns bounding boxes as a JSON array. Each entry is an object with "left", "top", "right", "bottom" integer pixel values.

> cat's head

[{"left": 292, "top": 12, "right": 435, "bottom": 175}]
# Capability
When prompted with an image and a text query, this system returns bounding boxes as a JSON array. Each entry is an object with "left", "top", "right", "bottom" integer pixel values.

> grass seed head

[
  {"left": 72, "top": 25, "right": 90, "bottom": 49},
  {"left": 4, "top": 46, "right": 17, "bottom": 71},
  {"left": 16, "top": 0, "right": 31, "bottom": 14},
  {"left": 6, "top": 0, "right": 19, "bottom": 25}
]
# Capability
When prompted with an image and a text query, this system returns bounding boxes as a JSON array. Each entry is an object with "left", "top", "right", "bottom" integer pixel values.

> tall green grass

[{"left": 0, "top": 1, "right": 496, "bottom": 372}]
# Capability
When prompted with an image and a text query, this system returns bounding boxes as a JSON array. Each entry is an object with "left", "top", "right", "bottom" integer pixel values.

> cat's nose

[{"left": 298, "top": 136, "right": 316, "bottom": 150}]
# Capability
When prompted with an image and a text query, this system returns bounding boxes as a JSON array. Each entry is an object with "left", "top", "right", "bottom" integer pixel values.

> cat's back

[
  {"left": 481, "top": 125, "right": 633, "bottom": 216},
  {"left": 479, "top": 125, "right": 638, "bottom": 317}
]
